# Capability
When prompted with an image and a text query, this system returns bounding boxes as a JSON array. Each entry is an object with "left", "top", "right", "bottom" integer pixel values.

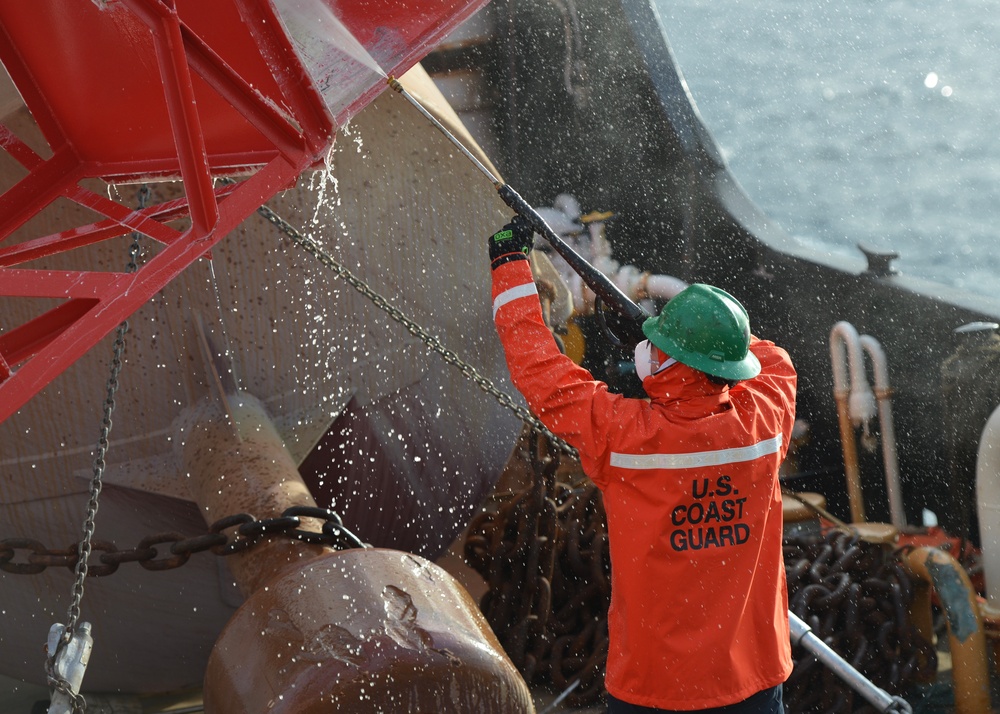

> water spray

[{"left": 387, "top": 76, "right": 648, "bottom": 346}]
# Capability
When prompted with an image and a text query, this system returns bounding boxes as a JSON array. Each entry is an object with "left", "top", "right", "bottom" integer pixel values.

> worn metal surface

[
  {"left": 176, "top": 392, "right": 336, "bottom": 595},
  {"left": 205, "top": 548, "right": 534, "bottom": 714},
  {"left": 902, "top": 546, "right": 991, "bottom": 714}
]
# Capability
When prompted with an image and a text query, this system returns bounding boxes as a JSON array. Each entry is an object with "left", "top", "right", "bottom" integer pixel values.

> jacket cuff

[
  {"left": 492, "top": 254, "right": 534, "bottom": 288},
  {"left": 490, "top": 251, "right": 529, "bottom": 271}
]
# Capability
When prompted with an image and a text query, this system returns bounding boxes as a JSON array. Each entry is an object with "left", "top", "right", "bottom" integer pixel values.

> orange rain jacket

[{"left": 491, "top": 258, "right": 796, "bottom": 710}]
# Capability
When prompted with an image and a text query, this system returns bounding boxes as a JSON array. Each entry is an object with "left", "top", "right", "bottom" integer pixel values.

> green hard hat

[{"left": 642, "top": 283, "right": 760, "bottom": 381}]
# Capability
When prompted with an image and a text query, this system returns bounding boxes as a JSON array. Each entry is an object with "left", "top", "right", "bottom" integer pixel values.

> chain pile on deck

[
  {"left": 464, "top": 431, "right": 610, "bottom": 707},
  {"left": 784, "top": 530, "right": 937, "bottom": 713}
]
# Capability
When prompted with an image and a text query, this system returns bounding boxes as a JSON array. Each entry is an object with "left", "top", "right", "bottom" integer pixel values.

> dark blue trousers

[{"left": 606, "top": 684, "right": 783, "bottom": 714}]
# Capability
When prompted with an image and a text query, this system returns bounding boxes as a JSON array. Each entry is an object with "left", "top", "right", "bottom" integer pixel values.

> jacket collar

[{"left": 641, "top": 359, "right": 731, "bottom": 413}]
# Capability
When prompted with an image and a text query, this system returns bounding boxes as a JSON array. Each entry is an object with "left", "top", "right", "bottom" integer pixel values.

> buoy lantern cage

[{"left": 0, "top": 0, "right": 488, "bottom": 423}]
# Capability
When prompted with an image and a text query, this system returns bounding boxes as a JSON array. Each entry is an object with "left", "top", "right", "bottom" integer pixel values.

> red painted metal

[{"left": 0, "top": 0, "right": 488, "bottom": 424}]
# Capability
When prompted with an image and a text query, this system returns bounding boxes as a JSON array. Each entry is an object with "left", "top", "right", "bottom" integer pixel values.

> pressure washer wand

[{"left": 388, "top": 77, "right": 648, "bottom": 345}]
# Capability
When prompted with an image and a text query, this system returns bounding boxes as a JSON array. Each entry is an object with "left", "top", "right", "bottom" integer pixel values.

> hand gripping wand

[{"left": 387, "top": 77, "right": 649, "bottom": 347}]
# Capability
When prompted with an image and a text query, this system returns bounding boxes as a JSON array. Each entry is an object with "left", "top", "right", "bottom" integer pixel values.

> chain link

[
  {"left": 65, "top": 186, "right": 149, "bottom": 624},
  {"left": 0, "top": 509, "right": 366, "bottom": 577},
  {"left": 46, "top": 186, "right": 150, "bottom": 713},
  {"left": 47, "top": 678, "right": 87, "bottom": 714},
  {"left": 249, "top": 198, "right": 579, "bottom": 459}
]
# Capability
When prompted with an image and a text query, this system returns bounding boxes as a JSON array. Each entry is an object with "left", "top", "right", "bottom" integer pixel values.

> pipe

[
  {"left": 902, "top": 546, "right": 991, "bottom": 714},
  {"left": 830, "top": 322, "right": 876, "bottom": 522},
  {"left": 859, "top": 335, "right": 906, "bottom": 528},
  {"left": 977, "top": 404, "right": 1000, "bottom": 611},
  {"left": 789, "top": 612, "right": 911, "bottom": 714},
  {"left": 642, "top": 274, "right": 689, "bottom": 301}
]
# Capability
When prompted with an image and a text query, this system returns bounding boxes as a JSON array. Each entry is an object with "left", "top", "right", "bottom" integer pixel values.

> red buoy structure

[{"left": 0, "top": 0, "right": 486, "bottom": 423}]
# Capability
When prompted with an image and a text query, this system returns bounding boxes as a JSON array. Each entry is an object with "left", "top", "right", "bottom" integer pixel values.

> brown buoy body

[{"left": 177, "top": 393, "right": 534, "bottom": 713}]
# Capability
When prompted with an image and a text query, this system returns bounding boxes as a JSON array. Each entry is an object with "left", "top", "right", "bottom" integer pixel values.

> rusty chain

[
  {"left": 784, "top": 530, "right": 937, "bottom": 714},
  {"left": 1, "top": 506, "right": 366, "bottom": 578},
  {"left": 465, "top": 430, "right": 610, "bottom": 707}
]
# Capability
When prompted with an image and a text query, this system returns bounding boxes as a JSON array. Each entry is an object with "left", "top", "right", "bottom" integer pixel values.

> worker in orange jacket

[{"left": 488, "top": 217, "right": 796, "bottom": 713}]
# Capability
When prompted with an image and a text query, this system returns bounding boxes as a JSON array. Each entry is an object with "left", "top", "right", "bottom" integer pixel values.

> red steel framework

[{"left": 0, "top": 0, "right": 486, "bottom": 424}]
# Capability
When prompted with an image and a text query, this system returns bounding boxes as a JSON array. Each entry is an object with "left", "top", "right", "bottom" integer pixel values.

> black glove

[{"left": 489, "top": 215, "right": 534, "bottom": 270}]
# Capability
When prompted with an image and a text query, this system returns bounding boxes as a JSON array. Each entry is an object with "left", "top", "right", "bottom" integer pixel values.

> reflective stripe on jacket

[{"left": 492, "top": 260, "right": 795, "bottom": 710}]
